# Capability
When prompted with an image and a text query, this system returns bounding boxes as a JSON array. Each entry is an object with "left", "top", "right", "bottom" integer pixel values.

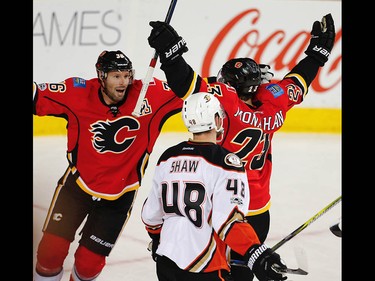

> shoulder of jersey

[
  {"left": 259, "top": 82, "right": 284, "bottom": 99},
  {"left": 224, "top": 152, "right": 243, "bottom": 168},
  {"left": 157, "top": 142, "right": 243, "bottom": 170}
]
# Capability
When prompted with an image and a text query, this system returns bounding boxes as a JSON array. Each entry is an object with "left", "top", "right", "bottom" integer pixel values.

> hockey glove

[
  {"left": 259, "top": 64, "right": 274, "bottom": 84},
  {"left": 304, "top": 13, "right": 335, "bottom": 66},
  {"left": 147, "top": 240, "right": 159, "bottom": 262},
  {"left": 148, "top": 21, "right": 188, "bottom": 65},
  {"left": 147, "top": 233, "right": 160, "bottom": 262},
  {"left": 247, "top": 244, "right": 288, "bottom": 281}
]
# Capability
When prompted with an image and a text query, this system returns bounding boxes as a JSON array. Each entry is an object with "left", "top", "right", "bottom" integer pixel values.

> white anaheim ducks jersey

[{"left": 141, "top": 140, "right": 260, "bottom": 273}]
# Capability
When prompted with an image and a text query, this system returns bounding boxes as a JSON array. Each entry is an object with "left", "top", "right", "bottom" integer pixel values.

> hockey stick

[
  {"left": 329, "top": 217, "right": 342, "bottom": 237},
  {"left": 231, "top": 247, "right": 308, "bottom": 276},
  {"left": 230, "top": 195, "right": 341, "bottom": 275},
  {"left": 230, "top": 259, "right": 308, "bottom": 275},
  {"left": 271, "top": 195, "right": 341, "bottom": 275},
  {"left": 132, "top": 0, "right": 178, "bottom": 117},
  {"left": 271, "top": 195, "right": 342, "bottom": 252},
  {"left": 271, "top": 247, "right": 308, "bottom": 275}
]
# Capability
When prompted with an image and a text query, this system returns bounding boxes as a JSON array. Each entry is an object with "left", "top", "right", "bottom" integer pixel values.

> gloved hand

[
  {"left": 147, "top": 235, "right": 160, "bottom": 262},
  {"left": 259, "top": 64, "right": 274, "bottom": 84},
  {"left": 247, "top": 244, "right": 288, "bottom": 281},
  {"left": 304, "top": 13, "right": 336, "bottom": 66},
  {"left": 148, "top": 21, "right": 188, "bottom": 65}
]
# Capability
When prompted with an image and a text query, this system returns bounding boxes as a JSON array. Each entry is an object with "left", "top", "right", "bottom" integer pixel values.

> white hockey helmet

[{"left": 182, "top": 92, "right": 225, "bottom": 134}]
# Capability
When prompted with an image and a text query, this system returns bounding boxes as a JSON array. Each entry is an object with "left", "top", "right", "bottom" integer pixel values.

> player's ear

[
  {"left": 215, "top": 114, "right": 223, "bottom": 130},
  {"left": 214, "top": 115, "right": 220, "bottom": 127}
]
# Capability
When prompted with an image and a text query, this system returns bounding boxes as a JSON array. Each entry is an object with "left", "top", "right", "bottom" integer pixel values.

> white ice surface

[{"left": 33, "top": 132, "right": 342, "bottom": 281}]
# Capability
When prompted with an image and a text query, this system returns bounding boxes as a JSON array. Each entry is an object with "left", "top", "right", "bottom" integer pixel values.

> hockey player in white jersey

[{"left": 141, "top": 92, "right": 288, "bottom": 281}]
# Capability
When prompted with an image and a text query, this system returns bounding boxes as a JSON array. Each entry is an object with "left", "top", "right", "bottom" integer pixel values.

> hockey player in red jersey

[
  {"left": 145, "top": 13, "right": 336, "bottom": 281},
  {"left": 33, "top": 50, "right": 184, "bottom": 281},
  {"left": 141, "top": 92, "right": 288, "bottom": 281}
]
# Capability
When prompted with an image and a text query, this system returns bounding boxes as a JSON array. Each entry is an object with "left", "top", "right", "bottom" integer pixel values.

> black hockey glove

[
  {"left": 259, "top": 64, "right": 274, "bottom": 84},
  {"left": 148, "top": 21, "right": 188, "bottom": 65},
  {"left": 304, "top": 13, "right": 335, "bottom": 66},
  {"left": 147, "top": 234, "right": 160, "bottom": 262},
  {"left": 247, "top": 244, "right": 288, "bottom": 281}
]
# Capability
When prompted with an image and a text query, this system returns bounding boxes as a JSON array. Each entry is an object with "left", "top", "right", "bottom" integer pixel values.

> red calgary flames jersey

[
  {"left": 198, "top": 76, "right": 305, "bottom": 214},
  {"left": 33, "top": 77, "right": 183, "bottom": 200}
]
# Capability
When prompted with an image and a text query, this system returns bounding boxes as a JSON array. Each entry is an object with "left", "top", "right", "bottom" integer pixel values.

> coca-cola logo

[{"left": 201, "top": 9, "right": 341, "bottom": 94}]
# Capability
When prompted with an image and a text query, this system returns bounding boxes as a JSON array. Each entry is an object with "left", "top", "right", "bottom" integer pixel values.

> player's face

[{"left": 102, "top": 70, "right": 132, "bottom": 104}]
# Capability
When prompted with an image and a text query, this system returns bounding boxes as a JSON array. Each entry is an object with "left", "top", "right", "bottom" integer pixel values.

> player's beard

[{"left": 102, "top": 87, "right": 126, "bottom": 104}]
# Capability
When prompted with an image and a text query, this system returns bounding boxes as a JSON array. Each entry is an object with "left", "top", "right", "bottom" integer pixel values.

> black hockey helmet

[
  {"left": 95, "top": 50, "right": 134, "bottom": 80},
  {"left": 217, "top": 58, "right": 261, "bottom": 100}
]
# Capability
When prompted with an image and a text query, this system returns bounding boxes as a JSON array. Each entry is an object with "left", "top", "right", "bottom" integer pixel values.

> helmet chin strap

[
  {"left": 99, "top": 81, "right": 117, "bottom": 106},
  {"left": 101, "top": 86, "right": 120, "bottom": 117},
  {"left": 98, "top": 75, "right": 113, "bottom": 104}
]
